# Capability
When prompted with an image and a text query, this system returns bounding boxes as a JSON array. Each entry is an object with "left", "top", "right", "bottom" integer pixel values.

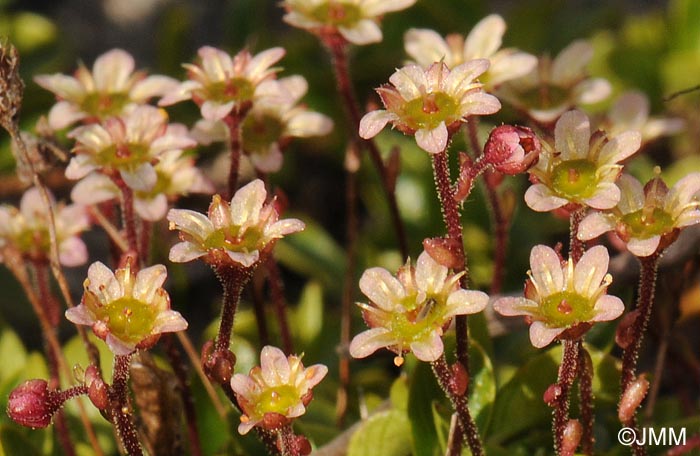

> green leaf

[
  {"left": 0, "top": 426, "right": 43, "bottom": 456},
  {"left": 294, "top": 281, "right": 324, "bottom": 345},
  {"left": 347, "top": 409, "right": 412, "bottom": 456},
  {"left": 390, "top": 375, "right": 409, "bottom": 412},
  {"left": 408, "top": 361, "right": 443, "bottom": 456},
  {"left": 469, "top": 341, "right": 496, "bottom": 431},
  {"left": 0, "top": 327, "right": 27, "bottom": 384}
]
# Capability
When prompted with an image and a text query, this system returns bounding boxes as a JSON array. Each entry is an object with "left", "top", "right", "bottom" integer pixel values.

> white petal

[
  {"left": 389, "top": 65, "right": 427, "bottom": 100},
  {"left": 530, "top": 244, "right": 564, "bottom": 295},
  {"left": 445, "top": 289, "right": 489, "bottom": 317},
  {"left": 260, "top": 346, "right": 290, "bottom": 385},
  {"left": 249, "top": 146, "right": 284, "bottom": 173},
  {"left": 464, "top": 14, "right": 505, "bottom": 59},
  {"left": 666, "top": 172, "right": 700, "bottom": 212},
  {"left": 47, "top": 101, "right": 86, "bottom": 130},
  {"left": 230, "top": 179, "right": 266, "bottom": 225},
  {"left": 92, "top": 49, "right": 135, "bottom": 92},
  {"left": 247, "top": 47, "right": 285, "bottom": 81},
  {"left": 363, "top": 0, "right": 416, "bottom": 16},
  {"left": 169, "top": 241, "right": 207, "bottom": 263},
  {"left": 120, "top": 163, "right": 157, "bottom": 192},
  {"left": 609, "top": 91, "right": 648, "bottom": 128},
  {"left": 105, "top": 334, "right": 136, "bottom": 356},
  {"left": 573, "top": 78, "right": 612, "bottom": 105},
  {"left": 577, "top": 212, "right": 615, "bottom": 241},
  {"left": 591, "top": 295, "right": 625, "bottom": 322},
  {"left": 134, "top": 195, "right": 169, "bottom": 222},
  {"left": 573, "top": 245, "right": 609, "bottom": 297},
  {"left": 583, "top": 183, "right": 620, "bottom": 210},
  {"left": 59, "top": 236, "right": 88, "bottom": 267},
  {"left": 70, "top": 173, "right": 118, "bottom": 205},
  {"left": 65, "top": 305, "right": 96, "bottom": 326},
  {"left": 555, "top": 110, "right": 590, "bottom": 161},
  {"left": 65, "top": 155, "right": 98, "bottom": 180},
  {"left": 201, "top": 100, "right": 235, "bottom": 121},
  {"left": 524, "top": 184, "right": 568, "bottom": 212},
  {"left": 226, "top": 250, "right": 259, "bottom": 267},
  {"left": 158, "top": 80, "right": 201, "bottom": 106},
  {"left": 626, "top": 236, "right": 661, "bottom": 257},
  {"left": 445, "top": 59, "right": 490, "bottom": 93},
  {"left": 349, "top": 328, "right": 397, "bottom": 359},
  {"left": 130, "top": 75, "right": 179, "bottom": 101},
  {"left": 359, "top": 267, "right": 404, "bottom": 311},
  {"left": 191, "top": 119, "right": 230, "bottom": 145},
  {"left": 230, "top": 373, "right": 256, "bottom": 396},
  {"left": 487, "top": 51, "right": 538, "bottom": 87},
  {"left": 134, "top": 264, "right": 167, "bottom": 302},
  {"left": 19, "top": 187, "right": 51, "bottom": 217},
  {"left": 410, "top": 331, "right": 444, "bottom": 362},
  {"left": 339, "top": 20, "right": 383, "bottom": 45},
  {"left": 286, "top": 112, "right": 333, "bottom": 137},
  {"left": 414, "top": 251, "right": 447, "bottom": 294},
  {"left": 167, "top": 209, "right": 214, "bottom": 238},
  {"left": 492, "top": 296, "right": 537, "bottom": 317},
  {"left": 598, "top": 131, "right": 641, "bottom": 165},
  {"left": 459, "top": 91, "right": 501, "bottom": 116},
  {"left": 265, "top": 218, "right": 305, "bottom": 238},
  {"left": 237, "top": 419, "right": 259, "bottom": 435},
  {"left": 616, "top": 174, "right": 645, "bottom": 214},
  {"left": 404, "top": 28, "right": 451, "bottom": 67},
  {"left": 359, "top": 110, "right": 393, "bottom": 139},
  {"left": 529, "top": 321, "right": 562, "bottom": 348},
  {"left": 153, "top": 310, "right": 189, "bottom": 333},
  {"left": 551, "top": 40, "right": 593, "bottom": 85},
  {"left": 34, "top": 74, "right": 85, "bottom": 100},
  {"left": 415, "top": 123, "right": 448, "bottom": 154},
  {"left": 86, "top": 261, "right": 120, "bottom": 298}
]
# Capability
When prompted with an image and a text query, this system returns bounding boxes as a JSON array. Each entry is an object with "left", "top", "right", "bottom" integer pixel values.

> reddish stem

[
  {"left": 213, "top": 265, "right": 252, "bottom": 355},
  {"left": 110, "top": 354, "right": 143, "bottom": 456},
  {"left": 553, "top": 340, "right": 580, "bottom": 455},
  {"left": 578, "top": 346, "right": 594, "bottom": 455},
  {"left": 266, "top": 257, "right": 294, "bottom": 354}
]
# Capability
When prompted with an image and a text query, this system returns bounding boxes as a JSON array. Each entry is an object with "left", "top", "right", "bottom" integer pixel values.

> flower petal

[
  {"left": 134, "top": 194, "right": 169, "bottom": 222},
  {"left": 551, "top": 40, "right": 592, "bottom": 85},
  {"left": 121, "top": 163, "right": 157, "bottom": 192},
  {"left": 410, "top": 330, "right": 444, "bottom": 362},
  {"left": 260, "top": 346, "right": 291, "bottom": 385},
  {"left": 626, "top": 236, "right": 661, "bottom": 257},
  {"left": 70, "top": 173, "right": 119, "bottom": 205},
  {"left": 464, "top": 14, "right": 505, "bottom": 59},
  {"left": 201, "top": 100, "right": 235, "bottom": 121},
  {"left": 359, "top": 267, "right": 405, "bottom": 311},
  {"left": 591, "top": 295, "right": 625, "bottom": 322},
  {"left": 529, "top": 244, "right": 564, "bottom": 295},
  {"left": 404, "top": 28, "right": 451, "bottom": 67},
  {"left": 573, "top": 245, "right": 609, "bottom": 297},
  {"left": 65, "top": 305, "right": 96, "bottom": 326},
  {"left": 573, "top": 78, "right": 612, "bottom": 105},
  {"left": 59, "top": 236, "right": 88, "bottom": 267},
  {"left": 577, "top": 211, "right": 616, "bottom": 241},
  {"left": 598, "top": 131, "right": 641, "bottom": 165},
  {"left": 359, "top": 110, "right": 393, "bottom": 139},
  {"left": 529, "top": 321, "right": 563, "bottom": 348},
  {"left": 414, "top": 251, "right": 448, "bottom": 294},
  {"left": 349, "top": 328, "right": 397, "bottom": 359},
  {"left": 47, "top": 101, "right": 86, "bottom": 130},
  {"left": 445, "top": 289, "right": 489, "bottom": 317},
  {"left": 92, "top": 49, "right": 135, "bottom": 92},
  {"left": 492, "top": 296, "right": 537, "bottom": 317},
  {"left": 583, "top": 182, "right": 621, "bottom": 210},
  {"left": 169, "top": 241, "right": 207, "bottom": 263},
  {"left": 153, "top": 310, "right": 189, "bottom": 333},
  {"left": 524, "top": 184, "right": 568, "bottom": 212},
  {"left": 105, "top": 334, "right": 136, "bottom": 356},
  {"left": 339, "top": 20, "right": 383, "bottom": 45},
  {"left": 555, "top": 110, "right": 590, "bottom": 161},
  {"left": 230, "top": 179, "right": 266, "bottom": 225},
  {"left": 133, "top": 264, "right": 167, "bottom": 302},
  {"left": 415, "top": 122, "right": 448, "bottom": 154}
]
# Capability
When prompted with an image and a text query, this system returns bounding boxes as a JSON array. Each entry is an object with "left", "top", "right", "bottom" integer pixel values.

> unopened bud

[
  {"left": 85, "top": 365, "right": 109, "bottom": 410},
  {"left": 543, "top": 383, "right": 562, "bottom": 407},
  {"left": 423, "top": 237, "right": 462, "bottom": 269},
  {"left": 615, "top": 310, "right": 639, "bottom": 349},
  {"left": 483, "top": 125, "right": 540, "bottom": 175},
  {"left": 561, "top": 419, "right": 582, "bottom": 456},
  {"left": 7, "top": 380, "right": 57, "bottom": 428},
  {"left": 202, "top": 341, "right": 237, "bottom": 384},
  {"left": 448, "top": 362, "right": 469, "bottom": 396},
  {"left": 618, "top": 375, "right": 649, "bottom": 423}
]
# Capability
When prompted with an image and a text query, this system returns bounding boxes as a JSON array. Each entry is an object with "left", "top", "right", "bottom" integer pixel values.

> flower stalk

[{"left": 110, "top": 354, "right": 143, "bottom": 456}]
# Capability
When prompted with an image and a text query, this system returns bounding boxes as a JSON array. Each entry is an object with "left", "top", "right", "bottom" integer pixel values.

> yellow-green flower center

[
  {"left": 254, "top": 385, "right": 299, "bottom": 417},
  {"left": 203, "top": 226, "right": 265, "bottom": 253},
  {"left": 242, "top": 113, "right": 285, "bottom": 152},
  {"left": 400, "top": 92, "right": 459, "bottom": 131},
  {"left": 388, "top": 297, "right": 445, "bottom": 345},
  {"left": 97, "top": 142, "right": 152, "bottom": 168},
  {"left": 205, "top": 78, "right": 254, "bottom": 105},
  {"left": 621, "top": 207, "right": 673, "bottom": 239},
  {"left": 551, "top": 159, "right": 598, "bottom": 201},
  {"left": 518, "top": 84, "right": 570, "bottom": 110},
  {"left": 16, "top": 226, "right": 51, "bottom": 256},
  {"left": 539, "top": 291, "right": 594, "bottom": 328},
  {"left": 310, "top": 2, "right": 363, "bottom": 26},
  {"left": 81, "top": 92, "right": 130, "bottom": 118},
  {"left": 95, "top": 297, "right": 158, "bottom": 344}
]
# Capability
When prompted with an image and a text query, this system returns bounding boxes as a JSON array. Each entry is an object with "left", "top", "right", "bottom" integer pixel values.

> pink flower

[
  {"left": 167, "top": 179, "right": 305, "bottom": 268},
  {"left": 482, "top": 124, "right": 541, "bottom": 175},
  {"left": 34, "top": 49, "right": 177, "bottom": 130},
  {"left": 230, "top": 345, "right": 327, "bottom": 435},
  {"left": 0, "top": 187, "right": 89, "bottom": 267},
  {"left": 7, "top": 380, "right": 56, "bottom": 428},
  {"left": 493, "top": 245, "right": 624, "bottom": 348},
  {"left": 350, "top": 251, "right": 488, "bottom": 364},
  {"left": 282, "top": 0, "right": 416, "bottom": 45},
  {"left": 65, "top": 261, "right": 188, "bottom": 355},
  {"left": 578, "top": 171, "right": 700, "bottom": 257},
  {"left": 404, "top": 15, "right": 537, "bottom": 90},
  {"left": 359, "top": 61, "right": 501, "bottom": 154},
  {"left": 159, "top": 46, "right": 285, "bottom": 121},
  {"left": 71, "top": 149, "right": 214, "bottom": 221},
  {"left": 67, "top": 105, "right": 196, "bottom": 192},
  {"left": 525, "top": 110, "right": 641, "bottom": 212},
  {"left": 497, "top": 40, "right": 611, "bottom": 124}
]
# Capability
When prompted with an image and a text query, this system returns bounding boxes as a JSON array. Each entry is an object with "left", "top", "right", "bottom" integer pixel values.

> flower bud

[
  {"left": 202, "top": 341, "right": 237, "bottom": 384},
  {"left": 483, "top": 125, "right": 540, "bottom": 175},
  {"left": 561, "top": 419, "right": 582, "bottom": 456},
  {"left": 615, "top": 310, "right": 639, "bottom": 349},
  {"left": 423, "top": 236, "right": 463, "bottom": 270},
  {"left": 85, "top": 365, "right": 109, "bottom": 410},
  {"left": 448, "top": 361, "right": 469, "bottom": 396},
  {"left": 618, "top": 375, "right": 649, "bottom": 423},
  {"left": 543, "top": 383, "right": 562, "bottom": 407},
  {"left": 7, "top": 380, "right": 57, "bottom": 428}
]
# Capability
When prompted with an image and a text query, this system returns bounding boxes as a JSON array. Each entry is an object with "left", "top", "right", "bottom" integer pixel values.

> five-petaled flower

[
  {"left": 404, "top": 14, "right": 537, "bottom": 90},
  {"left": 349, "top": 251, "right": 488, "bottom": 364},
  {"left": 359, "top": 61, "right": 501, "bottom": 154},
  {"left": 230, "top": 345, "right": 327, "bottom": 435},
  {"left": 497, "top": 40, "right": 611, "bottom": 124},
  {"left": 0, "top": 187, "right": 89, "bottom": 267},
  {"left": 159, "top": 46, "right": 285, "bottom": 121},
  {"left": 282, "top": 0, "right": 416, "bottom": 46},
  {"left": 67, "top": 105, "right": 196, "bottom": 192},
  {"left": 65, "top": 260, "right": 188, "bottom": 355},
  {"left": 493, "top": 245, "right": 624, "bottom": 348},
  {"left": 600, "top": 91, "right": 685, "bottom": 144},
  {"left": 578, "top": 171, "right": 700, "bottom": 257},
  {"left": 167, "top": 179, "right": 305, "bottom": 268},
  {"left": 34, "top": 48, "right": 177, "bottom": 131},
  {"left": 525, "top": 110, "right": 641, "bottom": 212}
]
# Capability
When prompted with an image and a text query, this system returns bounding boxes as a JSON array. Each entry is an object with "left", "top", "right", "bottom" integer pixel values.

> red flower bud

[
  {"left": 483, "top": 125, "right": 540, "bottom": 175},
  {"left": 618, "top": 374, "right": 649, "bottom": 424},
  {"left": 448, "top": 362, "right": 469, "bottom": 396},
  {"left": 423, "top": 237, "right": 463, "bottom": 269},
  {"left": 85, "top": 365, "right": 109, "bottom": 410},
  {"left": 615, "top": 310, "right": 639, "bottom": 349},
  {"left": 7, "top": 380, "right": 57, "bottom": 428},
  {"left": 543, "top": 383, "right": 562, "bottom": 407},
  {"left": 561, "top": 419, "right": 582, "bottom": 456}
]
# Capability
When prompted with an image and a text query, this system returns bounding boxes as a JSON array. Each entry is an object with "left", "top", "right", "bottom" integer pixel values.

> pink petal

[
  {"left": 59, "top": 236, "right": 88, "bottom": 267},
  {"left": 34, "top": 74, "right": 84, "bottom": 100},
  {"left": 260, "top": 346, "right": 291, "bottom": 385},
  {"left": 626, "top": 236, "right": 661, "bottom": 257},
  {"left": 158, "top": 80, "right": 201, "bottom": 106},
  {"left": 524, "top": 184, "right": 568, "bottom": 212},
  {"left": 47, "top": 101, "right": 86, "bottom": 130},
  {"left": 92, "top": 49, "right": 135, "bottom": 91},
  {"left": 598, "top": 131, "right": 641, "bottom": 165},
  {"left": 530, "top": 244, "right": 564, "bottom": 295},
  {"left": 487, "top": 51, "right": 538, "bottom": 87},
  {"left": 87, "top": 261, "right": 120, "bottom": 298},
  {"left": 303, "top": 364, "right": 328, "bottom": 389},
  {"left": 169, "top": 241, "right": 207, "bottom": 263},
  {"left": 65, "top": 305, "right": 96, "bottom": 326},
  {"left": 551, "top": 40, "right": 592, "bottom": 85},
  {"left": 459, "top": 91, "right": 501, "bottom": 116},
  {"left": 201, "top": 100, "right": 235, "bottom": 121},
  {"left": 247, "top": 47, "right": 285, "bottom": 81},
  {"left": 230, "top": 373, "right": 256, "bottom": 397},
  {"left": 591, "top": 295, "right": 625, "bottom": 322},
  {"left": 265, "top": 218, "right": 305, "bottom": 238},
  {"left": 573, "top": 245, "right": 609, "bottom": 297},
  {"left": 153, "top": 310, "right": 189, "bottom": 333},
  {"left": 105, "top": 333, "right": 136, "bottom": 356},
  {"left": 404, "top": 28, "right": 451, "bottom": 68},
  {"left": 555, "top": 110, "right": 590, "bottom": 161},
  {"left": 492, "top": 296, "right": 537, "bottom": 317},
  {"left": 226, "top": 250, "right": 259, "bottom": 267},
  {"left": 359, "top": 110, "right": 393, "bottom": 139},
  {"left": 616, "top": 174, "right": 645, "bottom": 214},
  {"left": 349, "top": 328, "right": 397, "bottom": 359},
  {"left": 583, "top": 182, "right": 621, "bottom": 210},
  {"left": 134, "top": 194, "right": 169, "bottom": 222},
  {"left": 359, "top": 267, "right": 405, "bottom": 311},
  {"left": 363, "top": 0, "right": 416, "bottom": 15},
  {"left": 410, "top": 330, "right": 444, "bottom": 362},
  {"left": 134, "top": 264, "right": 167, "bottom": 302},
  {"left": 121, "top": 163, "right": 157, "bottom": 192},
  {"left": 130, "top": 75, "right": 179, "bottom": 101},
  {"left": 65, "top": 155, "right": 98, "bottom": 181},
  {"left": 445, "top": 289, "right": 489, "bottom": 317},
  {"left": 237, "top": 419, "right": 259, "bottom": 435},
  {"left": 70, "top": 173, "right": 119, "bottom": 205},
  {"left": 573, "top": 78, "right": 612, "bottom": 105},
  {"left": 414, "top": 251, "right": 448, "bottom": 294},
  {"left": 167, "top": 209, "right": 214, "bottom": 238},
  {"left": 577, "top": 212, "right": 615, "bottom": 241},
  {"left": 339, "top": 20, "right": 383, "bottom": 45},
  {"left": 389, "top": 65, "right": 427, "bottom": 100},
  {"left": 529, "top": 321, "right": 563, "bottom": 348},
  {"left": 415, "top": 122, "right": 448, "bottom": 154}
]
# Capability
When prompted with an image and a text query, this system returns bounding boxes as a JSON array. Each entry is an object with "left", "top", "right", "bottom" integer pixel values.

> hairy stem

[
  {"left": 553, "top": 340, "right": 580, "bottom": 455},
  {"left": 569, "top": 208, "right": 586, "bottom": 263},
  {"left": 111, "top": 354, "right": 143, "bottom": 456},
  {"left": 578, "top": 345, "right": 594, "bottom": 455},
  {"left": 214, "top": 265, "right": 253, "bottom": 355},
  {"left": 431, "top": 356, "right": 483, "bottom": 456},
  {"left": 117, "top": 180, "right": 140, "bottom": 260},
  {"left": 266, "top": 257, "right": 294, "bottom": 354}
]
